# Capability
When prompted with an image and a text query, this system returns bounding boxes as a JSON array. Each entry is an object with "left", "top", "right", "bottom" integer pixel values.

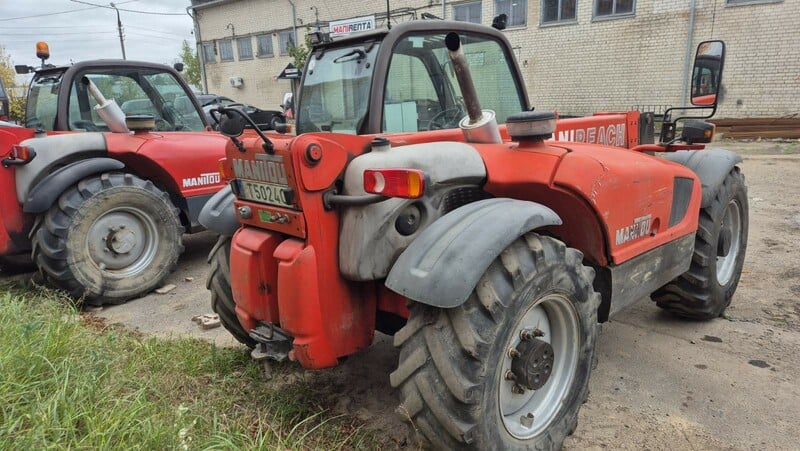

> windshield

[
  {"left": 68, "top": 69, "right": 205, "bottom": 132},
  {"left": 26, "top": 71, "right": 64, "bottom": 130},
  {"left": 296, "top": 44, "right": 379, "bottom": 134}
]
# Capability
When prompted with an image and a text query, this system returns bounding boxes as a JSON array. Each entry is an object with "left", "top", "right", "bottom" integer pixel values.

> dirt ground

[{"left": 5, "top": 138, "right": 800, "bottom": 449}]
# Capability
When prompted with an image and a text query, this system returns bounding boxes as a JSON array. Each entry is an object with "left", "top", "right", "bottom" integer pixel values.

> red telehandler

[
  {"left": 199, "top": 21, "right": 743, "bottom": 449},
  {"left": 0, "top": 44, "right": 231, "bottom": 303}
]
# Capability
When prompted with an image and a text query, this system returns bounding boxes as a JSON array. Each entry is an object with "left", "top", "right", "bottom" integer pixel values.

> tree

[
  {"left": 178, "top": 40, "right": 201, "bottom": 89},
  {"left": 0, "top": 46, "right": 27, "bottom": 122},
  {"left": 287, "top": 31, "right": 313, "bottom": 71}
]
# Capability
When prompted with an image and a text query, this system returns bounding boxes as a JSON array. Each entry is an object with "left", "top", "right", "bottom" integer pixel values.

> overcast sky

[{"left": 0, "top": 0, "right": 195, "bottom": 68}]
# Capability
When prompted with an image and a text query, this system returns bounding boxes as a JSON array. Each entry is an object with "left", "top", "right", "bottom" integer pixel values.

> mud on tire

[
  {"left": 31, "top": 172, "right": 183, "bottom": 305},
  {"left": 390, "top": 233, "right": 601, "bottom": 450},
  {"left": 207, "top": 235, "right": 255, "bottom": 348},
  {"left": 653, "top": 167, "right": 748, "bottom": 320}
]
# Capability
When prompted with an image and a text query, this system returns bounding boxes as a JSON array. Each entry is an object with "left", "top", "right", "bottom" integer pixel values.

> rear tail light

[
  {"left": 2, "top": 145, "right": 36, "bottom": 168},
  {"left": 363, "top": 168, "right": 426, "bottom": 199},
  {"left": 218, "top": 157, "right": 229, "bottom": 180},
  {"left": 12, "top": 145, "right": 32, "bottom": 161}
]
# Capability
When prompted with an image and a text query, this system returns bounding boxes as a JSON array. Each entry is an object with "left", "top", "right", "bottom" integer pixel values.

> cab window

[
  {"left": 67, "top": 69, "right": 204, "bottom": 131},
  {"left": 25, "top": 72, "right": 63, "bottom": 130},
  {"left": 383, "top": 32, "right": 525, "bottom": 132}
]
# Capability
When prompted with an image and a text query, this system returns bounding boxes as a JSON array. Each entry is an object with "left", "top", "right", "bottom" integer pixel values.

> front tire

[
  {"left": 390, "top": 233, "right": 600, "bottom": 450},
  {"left": 206, "top": 235, "right": 255, "bottom": 348},
  {"left": 32, "top": 172, "right": 184, "bottom": 305},
  {"left": 653, "top": 167, "right": 748, "bottom": 319}
]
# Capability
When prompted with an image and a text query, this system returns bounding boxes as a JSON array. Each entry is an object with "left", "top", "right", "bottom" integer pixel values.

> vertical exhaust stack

[
  {"left": 444, "top": 32, "right": 501, "bottom": 144},
  {"left": 82, "top": 77, "right": 129, "bottom": 133}
]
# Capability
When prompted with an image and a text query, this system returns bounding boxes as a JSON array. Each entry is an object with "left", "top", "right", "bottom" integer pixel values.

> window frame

[
  {"left": 452, "top": 1, "right": 483, "bottom": 24},
  {"left": 278, "top": 30, "right": 295, "bottom": 56},
  {"left": 236, "top": 36, "right": 253, "bottom": 60},
  {"left": 541, "top": 0, "right": 578, "bottom": 26},
  {"left": 725, "top": 0, "right": 783, "bottom": 5},
  {"left": 256, "top": 34, "right": 274, "bottom": 58},
  {"left": 219, "top": 38, "right": 234, "bottom": 62},
  {"left": 593, "top": 0, "right": 636, "bottom": 20},
  {"left": 202, "top": 42, "right": 216, "bottom": 64},
  {"left": 494, "top": 0, "right": 528, "bottom": 27}
]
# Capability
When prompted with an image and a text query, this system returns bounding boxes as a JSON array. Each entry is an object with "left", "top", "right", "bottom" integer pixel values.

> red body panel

[
  {"left": 105, "top": 131, "right": 231, "bottom": 198},
  {"left": 229, "top": 133, "right": 379, "bottom": 368},
  {"left": 0, "top": 128, "right": 36, "bottom": 255}
]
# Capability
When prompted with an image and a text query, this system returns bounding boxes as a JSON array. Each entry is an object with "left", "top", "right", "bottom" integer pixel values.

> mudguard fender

[
  {"left": 385, "top": 198, "right": 561, "bottom": 308},
  {"left": 662, "top": 149, "right": 742, "bottom": 208},
  {"left": 198, "top": 184, "right": 238, "bottom": 235},
  {"left": 23, "top": 158, "right": 125, "bottom": 214}
]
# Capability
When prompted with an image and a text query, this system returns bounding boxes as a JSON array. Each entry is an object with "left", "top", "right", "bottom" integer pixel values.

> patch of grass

[{"left": 0, "top": 284, "right": 377, "bottom": 449}]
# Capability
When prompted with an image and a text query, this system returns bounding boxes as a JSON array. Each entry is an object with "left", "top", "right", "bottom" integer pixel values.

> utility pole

[{"left": 110, "top": 2, "right": 126, "bottom": 60}]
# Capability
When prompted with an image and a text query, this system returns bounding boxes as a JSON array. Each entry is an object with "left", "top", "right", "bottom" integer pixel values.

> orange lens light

[
  {"left": 217, "top": 158, "right": 228, "bottom": 180},
  {"left": 11, "top": 145, "right": 32, "bottom": 161},
  {"left": 363, "top": 168, "right": 426, "bottom": 199},
  {"left": 35, "top": 41, "right": 50, "bottom": 60}
]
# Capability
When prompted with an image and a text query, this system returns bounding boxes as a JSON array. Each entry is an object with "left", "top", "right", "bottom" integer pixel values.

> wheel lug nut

[
  {"left": 119, "top": 225, "right": 125, "bottom": 229},
  {"left": 505, "top": 370, "right": 517, "bottom": 381},
  {"left": 520, "top": 412, "right": 534, "bottom": 428},
  {"left": 533, "top": 328, "right": 545, "bottom": 337},
  {"left": 508, "top": 348, "right": 521, "bottom": 359},
  {"left": 511, "top": 384, "right": 526, "bottom": 394}
]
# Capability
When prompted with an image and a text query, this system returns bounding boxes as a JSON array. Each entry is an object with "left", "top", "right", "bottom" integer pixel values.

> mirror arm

[
  {"left": 659, "top": 103, "right": 718, "bottom": 144},
  {"left": 216, "top": 106, "right": 275, "bottom": 154}
]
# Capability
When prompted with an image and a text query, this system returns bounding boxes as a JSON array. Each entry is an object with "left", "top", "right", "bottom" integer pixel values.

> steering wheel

[
  {"left": 427, "top": 107, "right": 465, "bottom": 130},
  {"left": 71, "top": 120, "right": 100, "bottom": 131},
  {"left": 154, "top": 118, "right": 172, "bottom": 131}
]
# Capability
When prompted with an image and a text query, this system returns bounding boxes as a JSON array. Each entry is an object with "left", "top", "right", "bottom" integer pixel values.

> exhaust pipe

[
  {"left": 82, "top": 77, "right": 129, "bottom": 133},
  {"left": 444, "top": 32, "right": 501, "bottom": 144}
]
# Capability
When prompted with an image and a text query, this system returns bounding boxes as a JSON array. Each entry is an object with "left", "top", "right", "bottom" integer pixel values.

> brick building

[{"left": 189, "top": 0, "right": 799, "bottom": 119}]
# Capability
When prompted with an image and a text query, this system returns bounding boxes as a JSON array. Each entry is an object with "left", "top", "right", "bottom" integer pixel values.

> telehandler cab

[{"left": 201, "top": 21, "right": 745, "bottom": 449}]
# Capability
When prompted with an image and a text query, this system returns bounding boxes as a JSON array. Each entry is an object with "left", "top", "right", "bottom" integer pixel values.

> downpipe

[
  {"left": 681, "top": 0, "right": 697, "bottom": 107},
  {"left": 444, "top": 32, "right": 502, "bottom": 144}
]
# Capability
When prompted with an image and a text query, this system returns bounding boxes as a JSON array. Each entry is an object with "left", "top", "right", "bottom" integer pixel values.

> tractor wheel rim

[
  {"left": 86, "top": 207, "right": 159, "bottom": 277},
  {"left": 498, "top": 293, "right": 580, "bottom": 440},
  {"left": 717, "top": 200, "right": 741, "bottom": 286}
]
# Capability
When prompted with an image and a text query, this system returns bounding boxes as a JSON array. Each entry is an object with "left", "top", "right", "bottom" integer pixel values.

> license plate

[{"left": 237, "top": 180, "right": 293, "bottom": 208}]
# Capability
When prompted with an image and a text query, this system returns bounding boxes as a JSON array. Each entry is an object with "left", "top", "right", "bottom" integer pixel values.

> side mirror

[
  {"left": 690, "top": 40, "right": 725, "bottom": 107},
  {"left": 173, "top": 62, "right": 184, "bottom": 72},
  {"left": 218, "top": 110, "right": 246, "bottom": 138},
  {"left": 15, "top": 65, "right": 32, "bottom": 75}
]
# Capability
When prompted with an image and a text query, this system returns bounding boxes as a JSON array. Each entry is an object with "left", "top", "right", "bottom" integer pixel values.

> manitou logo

[
  {"left": 182, "top": 172, "right": 220, "bottom": 188},
  {"left": 232, "top": 155, "right": 288, "bottom": 185},
  {"left": 556, "top": 123, "right": 626, "bottom": 147},
  {"left": 615, "top": 214, "right": 652, "bottom": 245}
]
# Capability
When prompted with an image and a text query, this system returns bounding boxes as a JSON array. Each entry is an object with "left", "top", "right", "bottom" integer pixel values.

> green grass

[{"left": 0, "top": 283, "right": 376, "bottom": 450}]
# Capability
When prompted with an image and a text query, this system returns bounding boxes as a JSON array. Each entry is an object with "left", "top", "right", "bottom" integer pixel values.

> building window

[
  {"left": 256, "top": 34, "right": 274, "bottom": 57},
  {"left": 237, "top": 37, "right": 253, "bottom": 60},
  {"left": 278, "top": 30, "right": 295, "bottom": 56},
  {"left": 202, "top": 42, "right": 216, "bottom": 63},
  {"left": 495, "top": 0, "right": 528, "bottom": 27},
  {"left": 219, "top": 39, "right": 234, "bottom": 61},
  {"left": 542, "top": 0, "right": 577, "bottom": 23},
  {"left": 594, "top": 0, "right": 635, "bottom": 18},
  {"left": 453, "top": 2, "right": 482, "bottom": 24}
]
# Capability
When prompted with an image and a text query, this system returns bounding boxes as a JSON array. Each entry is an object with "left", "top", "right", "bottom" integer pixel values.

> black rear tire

[
  {"left": 653, "top": 167, "right": 748, "bottom": 320},
  {"left": 207, "top": 235, "right": 255, "bottom": 348},
  {"left": 390, "top": 233, "right": 600, "bottom": 450},
  {"left": 31, "top": 172, "right": 184, "bottom": 305}
]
